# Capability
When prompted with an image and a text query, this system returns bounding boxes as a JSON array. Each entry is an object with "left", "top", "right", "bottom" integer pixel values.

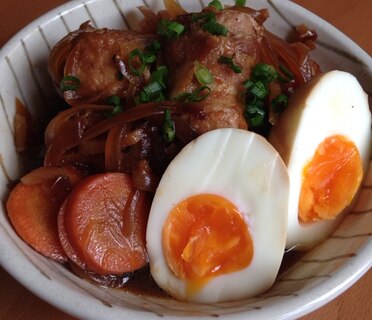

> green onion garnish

[
  {"left": 235, "top": 0, "right": 247, "bottom": 6},
  {"left": 202, "top": 20, "right": 228, "bottom": 36},
  {"left": 107, "top": 105, "right": 123, "bottom": 117},
  {"left": 245, "top": 99, "right": 265, "bottom": 128},
  {"left": 143, "top": 51, "right": 157, "bottom": 64},
  {"left": 105, "top": 95, "right": 123, "bottom": 117},
  {"left": 194, "top": 61, "right": 214, "bottom": 85},
  {"left": 137, "top": 66, "right": 169, "bottom": 103},
  {"left": 128, "top": 48, "right": 146, "bottom": 76},
  {"left": 174, "top": 85, "right": 211, "bottom": 103},
  {"left": 251, "top": 63, "right": 278, "bottom": 84},
  {"left": 271, "top": 94, "right": 288, "bottom": 113},
  {"left": 243, "top": 80, "right": 268, "bottom": 99},
  {"left": 157, "top": 19, "right": 185, "bottom": 39},
  {"left": 128, "top": 48, "right": 157, "bottom": 76},
  {"left": 150, "top": 66, "right": 168, "bottom": 87},
  {"left": 192, "top": 12, "right": 228, "bottom": 36},
  {"left": 163, "top": 110, "right": 176, "bottom": 143},
  {"left": 243, "top": 63, "right": 289, "bottom": 131},
  {"left": 218, "top": 55, "right": 242, "bottom": 73},
  {"left": 250, "top": 81, "right": 269, "bottom": 99},
  {"left": 138, "top": 90, "right": 166, "bottom": 103},
  {"left": 105, "top": 95, "right": 121, "bottom": 106},
  {"left": 191, "top": 85, "right": 212, "bottom": 102},
  {"left": 146, "top": 40, "right": 161, "bottom": 53},
  {"left": 143, "top": 81, "right": 163, "bottom": 96},
  {"left": 60, "top": 75, "right": 81, "bottom": 92},
  {"left": 208, "top": 0, "right": 223, "bottom": 11},
  {"left": 139, "top": 82, "right": 165, "bottom": 103}
]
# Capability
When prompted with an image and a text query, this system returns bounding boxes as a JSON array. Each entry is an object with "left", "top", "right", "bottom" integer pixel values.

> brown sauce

[
  {"left": 14, "top": 95, "right": 306, "bottom": 300},
  {"left": 69, "top": 251, "right": 305, "bottom": 299}
]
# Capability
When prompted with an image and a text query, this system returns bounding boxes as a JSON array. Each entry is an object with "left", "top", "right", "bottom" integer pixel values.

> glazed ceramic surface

[{"left": 0, "top": 1, "right": 371, "bottom": 319}]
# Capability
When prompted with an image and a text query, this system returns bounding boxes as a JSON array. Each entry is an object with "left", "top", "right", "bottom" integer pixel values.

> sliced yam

[
  {"left": 6, "top": 166, "right": 84, "bottom": 262},
  {"left": 62, "top": 173, "right": 149, "bottom": 275}
]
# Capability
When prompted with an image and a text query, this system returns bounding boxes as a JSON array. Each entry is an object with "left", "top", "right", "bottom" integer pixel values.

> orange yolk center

[
  {"left": 162, "top": 194, "right": 253, "bottom": 295},
  {"left": 299, "top": 135, "right": 363, "bottom": 223}
]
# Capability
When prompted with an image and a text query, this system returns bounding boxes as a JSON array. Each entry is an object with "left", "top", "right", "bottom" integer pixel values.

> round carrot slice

[
  {"left": 58, "top": 200, "right": 87, "bottom": 269},
  {"left": 63, "top": 173, "right": 149, "bottom": 275},
  {"left": 6, "top": 166, "right": 84, "bottom": 262}
]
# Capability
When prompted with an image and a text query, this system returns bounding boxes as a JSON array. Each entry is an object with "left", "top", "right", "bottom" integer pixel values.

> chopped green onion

[
  {"left": 235, "top": 0, "right": 247, "bottom": 6},
  {"left": 106, "top": 105, "right": 123, "bottom": 117},
  {"left": 218, "top": 55, "right": 242, "bottom": 73},
  {"left": 139, "top": 81, "right": 164, "bottom": 103},
  {"left": 245, "top": 99, "right": 265, "bottom": 128},
  {"left": 128, "top": 48, "right": 157, "bottom": 76},
  {"left": 208, "top": 0, "right": 223, "bottom": 11},
  {"left": 60, "top": 75, "right": 81, "bottom": 92},
  {"left": 138, "top": 90, "right": 165, "bottom": 103},
  {"left": 105, "top": 95, "right": 121, "bottom": 106},
  {"left": 271, "top": 94, "right": 288, "bottom": 113},
  {"left": 163, "top": 110, "right": 176, "bottom": 143},
  {"left": 250, "top": 81, "right": 269, "bottom": 99},
  {"left": 143, "top": 81, "right": 163, "bottom": 95},
  {"left": 251, "top": 63, "right": 278, "bottom": 84},
  {"left": 143, "top": 51, "right": 157, "bottom": 64},
  {"left": 150, "top": 65, "right": 168, "bottom": 88},
  {"left": 191, "top": 86, "right": 212, "bottom": 102},
  {"left": 194, "top": 61, "right": 214, "bottom": 85},
  {"left": 137, "top": 66, "right": 169, "bottom": 103},
  {"left": 174, "top": 85, "right": 211, "bottom": 103},
  {"left": 243, "top": 80, "right": 269, "bottom": 99},
  {"left": 243, "top": 63, "right": 290, "bottom": 131},
  {"left": 146, "top": 40, "right": 161, "bottom": 53},
  {"left": 173, "top": 91, "right": 192, "bottom": 103},
  {"left": 105, "top": 95, "right": 123, "bottom": 117},
  {"left": 128, "top": 48, "right": 146, "bottom": 76},
  {"left": 202, "top": 20, "right": 228, "bottom": 36},
  {"left": 243, "top": 79, "right": 254, "bottom": 90},
  {"left": 157, "top": 19, "right": 185, "bottom": 39},
  {"left": 191, "top": 12, "right": 228, "bottom": 36}
]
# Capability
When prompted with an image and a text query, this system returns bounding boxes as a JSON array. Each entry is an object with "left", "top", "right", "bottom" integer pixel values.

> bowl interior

[{"left": 0, "top": 0, "right": 371, "bottom": 319}]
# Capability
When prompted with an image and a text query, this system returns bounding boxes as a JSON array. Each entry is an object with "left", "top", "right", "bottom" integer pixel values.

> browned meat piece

[
  {"left": 48, "top": 22, "right": 156, "bottom": 106},
  {"left": 162, "top": 8, "right": 264, "bottom": 134}
]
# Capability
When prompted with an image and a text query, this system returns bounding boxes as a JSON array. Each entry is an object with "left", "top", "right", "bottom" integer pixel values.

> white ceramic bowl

[{"left": 0, "top": 0, "right": 371, "bottom": 319}]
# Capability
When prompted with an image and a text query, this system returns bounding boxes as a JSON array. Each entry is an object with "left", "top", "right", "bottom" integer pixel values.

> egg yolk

[
  {"left": 299, "top": 135, "right": 363, "bottom": 223},
  {"left": 162, "top": 194, "right": 253, "bottom": 295}
]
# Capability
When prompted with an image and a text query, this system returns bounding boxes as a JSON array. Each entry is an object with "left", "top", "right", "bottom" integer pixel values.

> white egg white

[
  {"left": 146, "top": 128, "right": 289, "bottom": 303},
  {"left": 269, "top": 70, "right": 371, "bottom": 250}
]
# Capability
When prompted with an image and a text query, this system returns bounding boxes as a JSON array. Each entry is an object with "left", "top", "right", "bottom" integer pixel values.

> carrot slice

[
  {"left": 58, "top": 200, "right": 87, "bottom": 269},
  {"left": 63, "top": 173, "right": 149, "bottom": 275},
  {"left": 6, "top": 166, "right": 84, "bottom": 262}
]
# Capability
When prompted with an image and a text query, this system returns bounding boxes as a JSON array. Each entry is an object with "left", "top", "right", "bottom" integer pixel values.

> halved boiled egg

[
  {"left": 269, "top": 70, "right": 371, "bottom": 250},
  {"left": 146, "top": 128, "right": 289, "bottom": 303}
]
